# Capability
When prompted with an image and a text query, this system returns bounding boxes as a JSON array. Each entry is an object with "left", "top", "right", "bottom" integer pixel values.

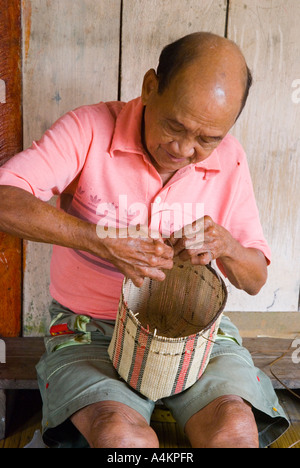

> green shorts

[{"left": 36, "top": 300, "right": 289, "bottom": 448}]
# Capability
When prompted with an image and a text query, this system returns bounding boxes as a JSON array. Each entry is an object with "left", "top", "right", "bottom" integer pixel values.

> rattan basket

[{"left": 108, "top": 260, "right": 227, "bottom": 401}]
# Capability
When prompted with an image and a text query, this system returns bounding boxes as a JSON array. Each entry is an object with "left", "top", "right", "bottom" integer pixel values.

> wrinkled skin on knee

[
  {"left": 71, "top": 401, "right": 159, "bottom": 448},
  {"left": 185, "top": 395, "right": 259, "bottom": 448},
  {"left": 88, "top": 411, "right": 159, "bottom": 448}
]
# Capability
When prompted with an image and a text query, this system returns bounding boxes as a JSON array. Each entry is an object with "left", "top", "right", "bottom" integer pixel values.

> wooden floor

[{"left": 0, "top": 389, "right": 299, "bottom": 448}]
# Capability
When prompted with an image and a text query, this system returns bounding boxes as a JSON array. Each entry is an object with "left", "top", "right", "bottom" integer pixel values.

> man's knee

[
  {"left": 185, "top": 395, "right": 259, "bottom": 448},
  {"left": 90, "top": 411, "right": 158, "bottom": 448},
  {"left": 71, "top": 401, "right": 159, "bottom": 448},
  {"left": 207, "top": 395, "right": 259, "bottom": 448}
]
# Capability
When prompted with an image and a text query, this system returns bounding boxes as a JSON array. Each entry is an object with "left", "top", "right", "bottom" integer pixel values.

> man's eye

[
  {"left": 165, "top": 121, "right": 183, "bottom": 133},
  {"left": 198, "top": 137, "right": 210, "bottom": 146},
  {"left": 198, "top": 137, "right": 220, "bottom": 148},
  {"left": 168, "top": 125, "right": 180, "bottom": 133}
]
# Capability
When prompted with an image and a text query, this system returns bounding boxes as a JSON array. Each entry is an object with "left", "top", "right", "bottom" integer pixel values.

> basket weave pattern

[{"left": 108, "top": 261, "right": 227, "bottom": 401}]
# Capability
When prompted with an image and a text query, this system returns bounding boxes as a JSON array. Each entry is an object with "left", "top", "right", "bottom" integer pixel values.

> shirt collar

[
  {"left": 110, "top": 97, "right": 221, "bottom": 178},
  {"left": 110, "top": 97, "right": 146, "bottom": 157},
  {"left": 194, "top": 147, "right": 221, "bottom": 174}
]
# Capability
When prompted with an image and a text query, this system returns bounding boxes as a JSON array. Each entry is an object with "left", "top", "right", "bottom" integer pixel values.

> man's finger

[
  {"left": 153, "top": 239, "right": 174, "bottom": 259},
  {"left": 190, "top": 252, "right": 212, "bottom": 265}
]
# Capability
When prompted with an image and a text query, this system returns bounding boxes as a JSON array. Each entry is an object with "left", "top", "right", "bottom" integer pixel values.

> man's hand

[
  {"left": 169, "top": 215, "right": 268, "bottom": 295},
  {"left": 100, "top": 225, "right": 174, "bottom": 287},
  {"left": 170, "top": 215, "right": 231, "bottom": 265}
]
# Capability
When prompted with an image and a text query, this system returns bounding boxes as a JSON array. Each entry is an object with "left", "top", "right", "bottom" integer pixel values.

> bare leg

[
  {"left": 185, "top": 395, "right": 259, "bottom": 448},
  {"left": 70, "top": 400, "right": 159, "bottom": 448}
]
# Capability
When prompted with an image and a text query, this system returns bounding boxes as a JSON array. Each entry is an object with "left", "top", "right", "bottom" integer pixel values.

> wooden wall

[
  {"left": 228, "top": 0, "right": 300, "bottom": 315},
  {"left": 0, "top": 0, "right": 22, "bottom": 336},
  {"left": 0, "top": 0, "right": 299, "bottom": 337}
]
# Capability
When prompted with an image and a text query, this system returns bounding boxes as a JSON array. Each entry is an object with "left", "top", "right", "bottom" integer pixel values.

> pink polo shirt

[{"left": 0, "top": 97, "right": 271, "bottom": 319}]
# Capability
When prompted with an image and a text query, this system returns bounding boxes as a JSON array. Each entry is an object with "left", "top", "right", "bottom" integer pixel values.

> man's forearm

[
  {"left": 219, "top": 240, "right": 268, "bottom": 295},
  {"left": 0, "top": 185, "right": 100, "bottom": 255},
  {"left": 0, "top": 185, "right": 174, "bottom": 286}
]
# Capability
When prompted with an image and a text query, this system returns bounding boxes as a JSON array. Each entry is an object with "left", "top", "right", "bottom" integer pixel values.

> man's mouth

[{"left": 164, "top": 149, "right": 186, "bottom": 163}]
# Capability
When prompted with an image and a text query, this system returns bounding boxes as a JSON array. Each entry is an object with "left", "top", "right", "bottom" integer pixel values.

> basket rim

[{"left": 120, "top": 263, "right": 228, "bottom": 342}]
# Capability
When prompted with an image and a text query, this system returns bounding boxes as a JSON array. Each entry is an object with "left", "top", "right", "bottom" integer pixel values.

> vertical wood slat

[
  {"left": 226, "top": 0, "right": 300, "bottom": 312},
  {"left": 22, "top": 0, "right": 121, "bottom": 335},
  {"left": 22, "top": 0, "right": 121, "bottom": 147},
  {"left": 120, "top": 0, "right": 228, "bottom": 102},
  {"left": 0, "top": 0, "right": 22, "bottom": 337}
]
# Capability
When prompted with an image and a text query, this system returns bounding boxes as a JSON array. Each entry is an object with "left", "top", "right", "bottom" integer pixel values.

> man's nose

[{"left": 169, "top": 138, "right": 195, "bottom": 158}]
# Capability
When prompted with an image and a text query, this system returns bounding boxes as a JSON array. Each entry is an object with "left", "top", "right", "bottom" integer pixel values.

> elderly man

[{"left": 0, "top": 32, "right": 288, "bottom": 448}]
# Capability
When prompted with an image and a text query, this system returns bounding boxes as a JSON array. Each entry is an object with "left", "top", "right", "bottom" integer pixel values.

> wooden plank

[
  {"left": 121, "top": 0, "right": 227, "bottom": 101},
  {"left": 0, "top": 338, "right": 44, "bottom": 389},
  {"left": 227, "top": 311, "right": 300, "bottom": 339},
  {"left": 21, "top": 0, "right": 121, "bottom": 335},
  {"left": 22, "top": 0, "right": 121, "bottom": 146},
  {"left": 0, "top": 233, "right": 22, "bottom": 337},
  {"left": 0, "top": 0, "right": 22, "bottom": 337},
  {"left": 0, "top": 0, "right": 22, "bottom": 164},
  {"left": 226, "top": 0, "right": 300, "bottom": 313},
  {"left": 244, "top": 337, "right": 300, "bottom": 389}
]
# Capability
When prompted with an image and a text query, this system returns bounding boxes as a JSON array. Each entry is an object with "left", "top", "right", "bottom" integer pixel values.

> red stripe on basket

[
  {"left": 174, "top": 336, "right": 196, "bottom": 394},
  {"left": 197, "top": 323, "right": 216, "bottom": 379},
  {"left": 113, "top": 304, "right": 127, "bottom": 370},
  {"left": 129, "top": 328, "right": 149, "bottom": 390}
]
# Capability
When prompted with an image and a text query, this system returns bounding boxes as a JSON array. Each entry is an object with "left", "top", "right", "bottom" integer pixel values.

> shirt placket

[{"left": 148, "top": 166, "right": 194, "bottom": 239}]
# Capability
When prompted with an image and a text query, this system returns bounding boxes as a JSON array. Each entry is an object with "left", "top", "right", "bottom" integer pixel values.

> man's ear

[{"left": 141, "top": 69, "right": 159, "bottom": 105}]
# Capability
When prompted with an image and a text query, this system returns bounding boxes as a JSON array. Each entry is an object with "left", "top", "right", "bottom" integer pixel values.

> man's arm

[
  {"left": 170, "top": 215, "right": 268, "bottom": 295},
  {"left": 0, "top": 185, "right": 173, "bottom": 287}
]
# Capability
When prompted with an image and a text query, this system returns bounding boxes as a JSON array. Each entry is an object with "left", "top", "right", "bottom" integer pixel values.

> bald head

[{"left": 156, "top": 32, "right": 252, "bottom": 118}]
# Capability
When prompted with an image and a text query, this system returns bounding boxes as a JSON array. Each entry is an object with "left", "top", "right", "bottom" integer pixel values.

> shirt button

[{"left": 154, "top": 196, "right": 162, "bottom": 204}]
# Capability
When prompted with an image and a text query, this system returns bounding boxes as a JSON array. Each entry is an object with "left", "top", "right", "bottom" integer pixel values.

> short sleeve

[{"left": 0, "top": 109, "right": 91, "bottom": 201}]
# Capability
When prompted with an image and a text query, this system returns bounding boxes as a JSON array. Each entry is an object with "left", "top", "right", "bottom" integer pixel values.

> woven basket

[{"left": 108, "top": 260, "right": 227, "bottom": 401}]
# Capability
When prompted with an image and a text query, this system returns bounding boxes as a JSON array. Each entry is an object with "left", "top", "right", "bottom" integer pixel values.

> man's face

[{"left": 141, "top": 66, "right": 243, "bottom": 178}]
